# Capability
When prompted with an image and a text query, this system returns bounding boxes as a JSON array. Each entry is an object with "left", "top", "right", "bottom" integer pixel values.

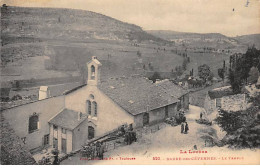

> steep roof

[
  {"left": 208, "top": 86, "right": 234, "bottom": 99},
  {"left": 99, "top": 76, "right": 185, "bottom": 115},
  {"left": 49, "top": 108, "right": 86, "bottom": 130},
  {"left": 155, "top": 80, "right": 189, "bottom": 99}
]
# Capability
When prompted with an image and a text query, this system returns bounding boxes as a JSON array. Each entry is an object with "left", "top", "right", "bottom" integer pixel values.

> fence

[
  {"left": 57, "top": 122, "right": 168, "bottom": 164},
  {"left": 136, "top": 123, "right": 166, "bottom": 139}
]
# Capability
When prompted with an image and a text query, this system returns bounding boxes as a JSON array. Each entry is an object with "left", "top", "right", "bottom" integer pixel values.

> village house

[
  {"left": 204, "top": 86, "right": 247, "bottom": 114},
  {"left": 1, "top": 56, "right": 189, "bottom": 156}
]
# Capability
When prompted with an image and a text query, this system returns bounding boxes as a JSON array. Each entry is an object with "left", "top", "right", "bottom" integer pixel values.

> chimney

[{"left": 39, "top": 86, "right": 50, "bottom": 100}]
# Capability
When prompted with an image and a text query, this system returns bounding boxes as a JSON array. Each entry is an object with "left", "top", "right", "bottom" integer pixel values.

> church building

[{"left": 1, "top": 56, "right": 189, "bottom": 155}]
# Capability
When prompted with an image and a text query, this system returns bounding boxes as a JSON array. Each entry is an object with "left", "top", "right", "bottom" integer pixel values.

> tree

[
  {"left": 228, "top": 46, "right": 260, "bottom": 93},
  {"left": 218, "top": 68, "right": 225, "bottom": 81},
  {"left": 215, "top": 95, "right": 260, "bottom": 148},
  {"left": 182, "top": 58, "right": 188, "bottom": 70},
  {"left": 137, "top": 51, "right": 142, "bottom": 58},
  {"left": 198, "top": 64, "right": 212, "bottom": 82},
  {"left": 229, "top": 68, "right": 242, "bottom": 94},
  {"left": 248, "top": 66, "right": 260, "bottom": 84},
  {"left": 149, "top": 72, "right": 162, "bottom": 83}
]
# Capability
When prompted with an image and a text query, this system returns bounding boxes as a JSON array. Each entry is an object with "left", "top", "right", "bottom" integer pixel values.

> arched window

[
  {"left": 91, "top": 65, "right": 95, "bottom": 80},
  {"left": 29, "top": 113, "right": 39, "bottom": 133},
  {"left": 87, "top": 100, "right": 91, "bottom": 115},
  {"left": 92, "top": 101, "right": 97, "bottom": 117}
]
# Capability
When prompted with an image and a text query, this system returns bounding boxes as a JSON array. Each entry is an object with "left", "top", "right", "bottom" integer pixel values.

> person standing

[
  {"left": 52, "top": 150, "right": 59, "bottom": 165},
  {"left": 200, "top": 112, "right": 203, "bottom": 119},
  {"left": 181, "top": 122, "right": 184, "bottom": 133},
  {"left": 99, "top": 142, "right": 105, "bottom": 160},
  {"left": 96, "top": 141, "right": 101, "bottom": 159},
  {"left": 184, "top": 122, "right": 189, "bottom": 134}
]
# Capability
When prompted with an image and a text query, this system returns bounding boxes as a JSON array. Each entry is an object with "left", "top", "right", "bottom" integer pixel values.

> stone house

[
  {"left": 204, "top": 86, "right": 247, "bottom": 113},
  {"left": 1, "top": 56, "right": 189, "bottom": 155}
]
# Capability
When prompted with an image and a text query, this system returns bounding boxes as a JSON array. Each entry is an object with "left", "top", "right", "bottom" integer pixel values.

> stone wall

[{"left": 221, "top": 94, "right": 247, "bottom": 112}]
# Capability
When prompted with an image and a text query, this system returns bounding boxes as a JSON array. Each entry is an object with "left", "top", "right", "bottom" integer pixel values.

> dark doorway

[
  {"left": 62, "top": 138, "right": 67, "bottom": 154},
  {"left": 143, "top": 113, "right": 149, "bottom": 126},
  {"left": 53, "top": 138, "right": 58, "bottom": 149},
  {"left": 88, "top": 126, "right": 95, "bottom": 139}
]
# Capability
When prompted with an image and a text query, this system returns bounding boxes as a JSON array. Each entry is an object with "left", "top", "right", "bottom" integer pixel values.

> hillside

[
  {"left": 234, "top": 34, "right": 260, "bottom": 49},
  {"left": 147, "top": 30, "right": 259, "bottom": 50},
  {"left": 1, "top": 6, "right": 167, "bottom": 65},
  {"left": 1, "top": 6, "right": 183, "bottom": 84},
  {"left": 1, "top": 6, "right": 166, "bottom": 44}
]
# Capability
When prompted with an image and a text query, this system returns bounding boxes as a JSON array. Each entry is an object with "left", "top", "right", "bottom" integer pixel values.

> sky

[{"left": 1, "top": 0, "right": 260, "bottom": 36}]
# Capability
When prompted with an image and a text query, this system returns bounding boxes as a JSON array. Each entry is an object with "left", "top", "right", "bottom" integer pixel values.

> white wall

[
  {"left": 65, "top": 85, "right": 134, "bottom": 137},
  {"left": 2, "top": 96, "right": 65, "bottom": 151}
]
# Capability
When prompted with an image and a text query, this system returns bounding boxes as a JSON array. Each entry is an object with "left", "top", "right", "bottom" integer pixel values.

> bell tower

[{"left": 87, "top": 56, "right": 102, "bottom": 86}]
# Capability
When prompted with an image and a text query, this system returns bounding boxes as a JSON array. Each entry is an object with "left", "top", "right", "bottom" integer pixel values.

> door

[
  {"left": 62, "top": 138, "right": 67, "bottom": 154},
  {"left": 53, "top": 138, "right": 58, "bottom": 149},
  {"left": 165, "top": 106, "right": 169, "bottom": 118},
  {"left": 143, "top": 113, "right": 149, "bottom": 126},
  {"left": 88, "top": 126, "right": 95, "bottom": 139}
]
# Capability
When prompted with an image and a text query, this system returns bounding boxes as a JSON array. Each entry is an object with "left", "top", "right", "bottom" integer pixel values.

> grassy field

[
  {"left": 1, "top": 6, "right": 239, "bottom": 87},
  {"left": 185, "top": 51, "right": 230, "bottom": 77}
]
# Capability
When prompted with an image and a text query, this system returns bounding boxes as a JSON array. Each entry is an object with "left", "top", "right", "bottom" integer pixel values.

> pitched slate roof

[
  {"left": 155, "top": 80, "right": 189, "bottom": 99},
  {"left": 208, "top": 86, "right": 234, "bottom": 99},
  {"left": 49, "top": 108, "right": 86, "bottom": 130},
  {"left": 99, "top": 76, "right": 185, "bottom": 115}
]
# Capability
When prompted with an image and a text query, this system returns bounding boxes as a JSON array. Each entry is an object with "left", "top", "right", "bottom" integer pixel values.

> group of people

[
  {"left": 124, "top": 131, "right": 137, "bottom": 145},
  {"left": 81, "top": 141, "right": 105, "bottom": 160},
  {"left": 178, "top": 111, "right": 186, "bottom": 124},
  {"left": 119, "top": 124, "right": 137, "bottom": 145},
  {"left": 181, "top": 122, "right": 189, "bottom": 134}
]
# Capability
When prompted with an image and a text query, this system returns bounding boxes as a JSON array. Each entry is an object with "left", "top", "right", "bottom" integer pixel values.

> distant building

[
  {"left": 0, "top": 88, "right": 11, "bottom": 102},
  {"left": 204, "top": 86, "right": 247, "bottom": 113},
  {"left": 1, "top": 56, "right": 189, "bottom": 155},
  {"left": 0, "top": 82, "right": 12, "bottom": 102}
]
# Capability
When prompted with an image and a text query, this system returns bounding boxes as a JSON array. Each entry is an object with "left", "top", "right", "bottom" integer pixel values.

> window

[
  {"left": 43, "top": 134, "right": 49, "bottom": 146},
  {"left": 28, "top": 113, "right": 39, "bottom": 133},
  {"left": 53, "top": 125, "right": 58, "bottom": 130},
  {"left": 91, "top": 65, "right": 95, "bottom": 80},
  {"left": 93, "top": 101, "right": 97, "bottom": 117},
  {"left": 62, "top": 128, "right": 66, "bottom": 134},
  {"left": 87, "top": 100, "right": 91, "bottom": 115}
]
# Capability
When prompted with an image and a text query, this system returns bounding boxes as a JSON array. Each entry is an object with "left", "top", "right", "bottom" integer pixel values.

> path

[
  {"left": 61, "top": 105, "right": 260, "bottom": 164},
  {"left": 61, "top": 105, "right": 209, "bottom": 165}
]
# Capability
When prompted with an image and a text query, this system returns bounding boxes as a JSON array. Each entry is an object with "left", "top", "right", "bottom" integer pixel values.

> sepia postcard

[{"left": 0, "top": 0, "right": 260, "bottom": 165}]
